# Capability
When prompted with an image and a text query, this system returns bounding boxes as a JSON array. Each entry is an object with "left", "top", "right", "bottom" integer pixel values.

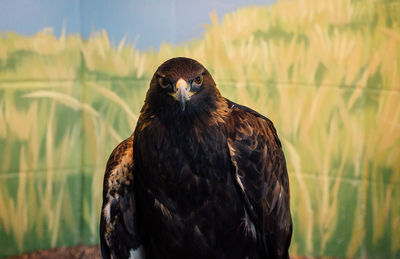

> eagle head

[{"left": 145, "top": 57, "right": 220, "bottom": 115}]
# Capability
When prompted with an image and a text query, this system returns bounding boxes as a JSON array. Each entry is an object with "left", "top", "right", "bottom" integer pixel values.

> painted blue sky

[{"left": 0, "top": 0, "right": 276, "bottom": 50}]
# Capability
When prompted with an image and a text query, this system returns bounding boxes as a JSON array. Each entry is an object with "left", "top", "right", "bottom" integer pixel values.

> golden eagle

[{"left": 100, "top": 57, "right": 292, "bottom": 259}]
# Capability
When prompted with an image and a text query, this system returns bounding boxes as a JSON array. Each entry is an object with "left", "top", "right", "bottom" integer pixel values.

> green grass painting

[{"left": 0, "top": 0, "right": 399, "bottom": 257}]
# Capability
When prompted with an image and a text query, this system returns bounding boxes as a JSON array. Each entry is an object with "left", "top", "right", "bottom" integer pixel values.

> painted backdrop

[{"left": 0, "top": 0, "right": 399, "bottom": 258}]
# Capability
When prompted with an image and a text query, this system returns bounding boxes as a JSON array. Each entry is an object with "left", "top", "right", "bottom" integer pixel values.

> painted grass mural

[{"left": 0, "top": 0, "right": 399, "bottom": 257}]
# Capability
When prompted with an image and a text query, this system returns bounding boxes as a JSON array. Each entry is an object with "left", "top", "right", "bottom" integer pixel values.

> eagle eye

[
  {"left": 159, "top": 77, "right": 171, "bottom": 88},
  {"left": 192, "top": 75, "right": 203, "bottom": 88}
]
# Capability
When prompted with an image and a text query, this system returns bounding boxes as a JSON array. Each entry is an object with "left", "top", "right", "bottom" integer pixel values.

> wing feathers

[
  {"left": 226, "top": 99, "right": 292, "bottom": 259},
  {"left": 100, "top": 136, "right": 142, "bottom": 259}
]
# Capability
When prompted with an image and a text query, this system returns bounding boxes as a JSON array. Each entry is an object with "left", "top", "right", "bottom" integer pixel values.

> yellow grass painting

[{"left": 0, "top": 0, "right": 399, "bottom": 257}]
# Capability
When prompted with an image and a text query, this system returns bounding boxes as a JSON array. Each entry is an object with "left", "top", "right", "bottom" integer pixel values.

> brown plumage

[{"left": 100, "top": 57, "right": 292, "bottom": 259}]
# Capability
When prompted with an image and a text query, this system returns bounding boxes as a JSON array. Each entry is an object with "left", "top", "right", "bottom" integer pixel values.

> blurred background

[{"left": 0, "top": 0, "right": 399, "bottom": 258}]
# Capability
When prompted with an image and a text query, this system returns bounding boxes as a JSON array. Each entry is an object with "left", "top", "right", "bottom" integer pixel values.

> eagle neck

[{"left": 141, "top": 94, "right": 230, "bottom": 132}]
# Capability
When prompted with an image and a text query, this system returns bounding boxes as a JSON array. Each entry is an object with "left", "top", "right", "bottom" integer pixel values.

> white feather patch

[
  {"left": 103, "top": 195, "right": 119, "bottom": 224},
  {"left": 129, "top": 246, "right": 145, "bottom": 259},
  {"left": 103, "top": 202, "right": 111, "bottom": 223}
]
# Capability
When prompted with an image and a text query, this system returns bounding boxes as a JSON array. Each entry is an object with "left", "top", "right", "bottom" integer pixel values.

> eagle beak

[{"left": 175, "top": 78, "right": 190, "bottom": 111}]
